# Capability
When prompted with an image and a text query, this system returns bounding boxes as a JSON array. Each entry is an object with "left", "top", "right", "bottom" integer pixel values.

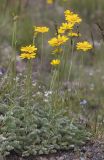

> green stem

[
  {"left": 7, "top": 18, "right": 17, "bottom": 96},
  {"left": 41, "top": 33, "right": 44, "bottom": 69},
  {"left": 33, "top": 32, "right": 37, "bottom": 45},
  {"left": 12, "top": 20, "right": 17, "bottom": 79},
  {"left": 26, "top": 60, "right": 32, "bottom": 105},
  {"left": 68, "top": 39, "right": 74, "bottom": 81},
  {"left": 50, "top": 69, "right": 58, "bottom": 91},
  {"left": 58, "top": 46, "right": 65, "bottom": 88}
]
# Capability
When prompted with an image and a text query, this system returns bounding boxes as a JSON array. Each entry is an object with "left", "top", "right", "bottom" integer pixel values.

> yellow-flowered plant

[
  {"left": 56, "top": 9, "right": 82, "bottom": 40},
  {"left": 34, "top": 26, "right": 49, "bottom": 33},
  {"left": 20, "top": 45, "right": 37, "bottom": 103},
  {"left": 48, "top": 35, "right": 68, "bottom": 47},
  {"left": 51, "top": 59, "right": 60, "bottom": 65},
  {"left": 34, "top": 26, "right": 49, "bottom": 70},
  {"left": 48, "top": 9, "right": 93, "bottom": 91},
  {"left": 76, "top": 41, "right": 93, "bottom": 51},
  {"left": 20, "top": 45, "right": 37, "bottom": 59},
  {"left": 64, "top": 9, "right": 82, "bottom": 26}
]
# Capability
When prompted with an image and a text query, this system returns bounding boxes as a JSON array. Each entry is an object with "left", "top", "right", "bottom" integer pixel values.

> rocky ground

[{"left": 1, "top": 140, "right": 104, "bottom": 160}]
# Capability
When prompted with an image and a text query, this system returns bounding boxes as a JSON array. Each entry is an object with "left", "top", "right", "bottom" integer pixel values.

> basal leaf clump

[{"left": 0, "top": 104, "right": 91, "bottom": 157}]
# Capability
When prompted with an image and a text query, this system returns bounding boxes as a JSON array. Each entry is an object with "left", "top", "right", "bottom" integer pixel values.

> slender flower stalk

[
  {"left": 26, "top": 59, "right": 32, "bottom": 104},
  {"left": 20, "top": 44, "right": 37, "bottom": 104},
  {"left": 12, "top": 16, "right": 18, "bottom": 79},
  {"left": 9, "top": 15, "right": 18, "bottom": 94},
  {"left": 41, "top": 33, "right": 44, "bottom": 69},
  {"left": 50, "top": 69, "right": 58, "bottom": 91},
  {"left": 68, "top": 39, "right": 75, "bottom": 81},
  {"left": 34, "top": 26, "right": 49, "bottom": 71}
]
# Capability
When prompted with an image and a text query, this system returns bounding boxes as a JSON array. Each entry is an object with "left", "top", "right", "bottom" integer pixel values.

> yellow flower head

[
  {"left": 76, "top": 41, "right": 93, "bottom": 51},
  {"left": 68, "top": 32, "right": 81, "bottom": 37},
  {"left": 65, "top": 14, "right": 82, "bottom": 25},
  {"left": 20, "top": 53, "right": 36, "bottom": 59},
  {"left": 58, "top": 23, "right": 74, "bottom": 34},
  {"left": 51, "top": 59, "right": 60, "bottom": 65},
  {"left": 34, "top": 26, "right": 49, "bottom": 33},
  {"left": 20, "top": 44, "right": 37, "bottom": 60},
  {"left": 48, "top": 35, "right": 68, "bottom": 47},
  {"left": 64, "top": 10, "right": 73, "bottom": 16},
  {"left": 47, "top": 0, "right": 53, "bottom": 4},
  {"left": 58, "top": 27, "right": 65, "bottom": 34},
  {"left": 21, "top": 45, "right": 37, "bottom": 53}
]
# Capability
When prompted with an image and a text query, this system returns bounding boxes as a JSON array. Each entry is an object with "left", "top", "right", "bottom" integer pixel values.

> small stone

[
  {"left": 58, "top": 156, "right": 65, "bottom": 160},
  {"left": 86, "top": 151, "right": 93, "bottom": 158}
]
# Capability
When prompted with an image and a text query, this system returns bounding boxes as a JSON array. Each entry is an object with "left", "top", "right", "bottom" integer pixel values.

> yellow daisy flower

[
  {"left": 21, "top": 45, "right": 37, "bottom": 53},
  {"left": 65, "top": 14, "right": 82, "bottom": 25},
  {"left": 34, "top": 26, "right": 49, "bottom": 33},
  {"left": 76, "top": 41, "right": 93, "bottom": 51},
  {"left": 20, "top": 53, "right": 36, "bottom": 59},
  {"left": 48, "top": 35, "right": 68, "bottom": 47},
  {"left": 64, "top": 10, "right": 74, "bottom": 16},
  {"left": 20, "top": 44, "right": 37, "bottom": 60},
  {"left": 51, "top": 59, "right": 60, "bottom": 65}
]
